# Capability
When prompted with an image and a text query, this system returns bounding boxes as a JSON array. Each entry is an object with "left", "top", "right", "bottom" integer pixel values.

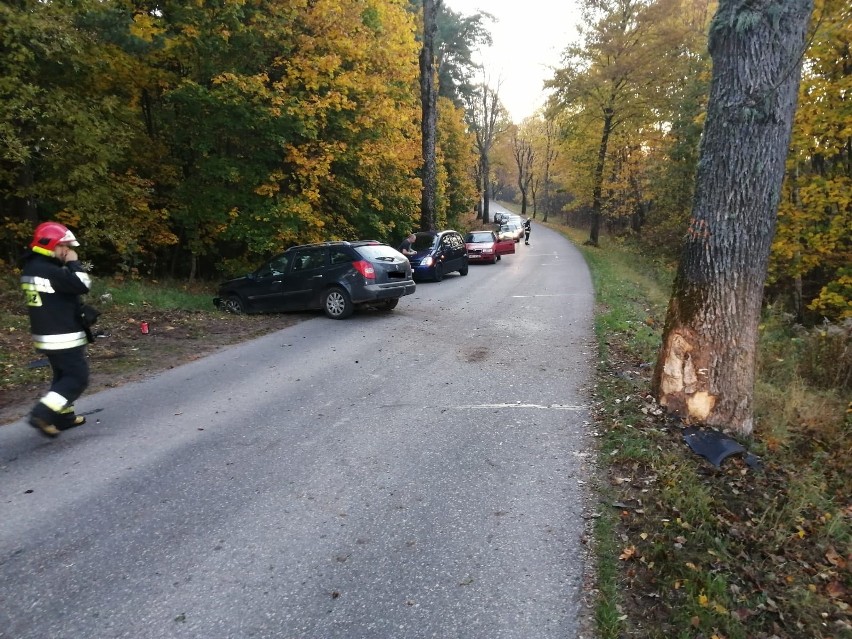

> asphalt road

[{"left": 0, "top": 205, "right": 597, "bottom": 639}]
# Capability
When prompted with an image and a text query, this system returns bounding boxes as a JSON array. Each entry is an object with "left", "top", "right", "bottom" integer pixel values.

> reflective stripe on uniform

[
  {"left": 21, "top": 276, "right": 56, "bottom": 294},
  {"left": 33, "top": 332, "right": 88, "bottom": 350},
  {"left": 40, "top": 391, "right": 69, "bottom": 412},
  {"left": 75, "top": 271, "right": 92, "bottom": 288}
]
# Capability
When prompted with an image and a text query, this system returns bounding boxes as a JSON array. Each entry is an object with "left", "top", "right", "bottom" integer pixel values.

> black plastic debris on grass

[
  {"left": 26, "top": 358, "right": 49, "bottom": 369},
  {"left": 682, "top": 425, "right": 762, "bottom": 469}
]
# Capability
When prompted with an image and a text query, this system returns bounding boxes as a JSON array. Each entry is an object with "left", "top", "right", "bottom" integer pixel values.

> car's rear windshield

[
  {"left": 467, "top": 232, "right": 493, "bottom": 242},
  {"left": 355, "top": 244, "right": 403, "bottom": 260}
]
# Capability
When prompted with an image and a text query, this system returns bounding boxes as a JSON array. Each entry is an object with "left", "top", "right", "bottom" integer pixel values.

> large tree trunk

[
  {"left": 588, "top": 106, "right": 613, "bottom": 247},
  {"left": 482, "top": 156, "right": 491, "bottom": 224},
  {"left": 471, "top": 82, "right": 503, "bottom": 227},
  {"left": 419, "top": 0, "right": 439, "bottom": 231},
  {"left": 21, "top": 164, "right": 38, "bottom": 224},
  {"left": 652, "top": 0, "right": 813, "bottom": 436},
  {"left": 541, "top": 119, "right": 556, "bottom": 223},
  {"left": 473, "top": 160, "right": 483, "bottom": 219}
]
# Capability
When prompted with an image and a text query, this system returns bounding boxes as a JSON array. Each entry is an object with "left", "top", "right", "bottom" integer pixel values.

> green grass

[
  {"left": 0, "top": 276, "right": 41, "bottom": 389},
  {"left": 90, "top": 277, "right": 216, "bottom": 311},
  {"left": 594, "top": 504, "right": 624, "bottom": 637}
]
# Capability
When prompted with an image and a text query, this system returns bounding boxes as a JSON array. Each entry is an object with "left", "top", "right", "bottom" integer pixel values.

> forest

[
  {"left": 1, "top": 0, "right": 849, "bottom": 324},
  {"left": 1, "top": 0, "right": 481, "bottom": 280}
]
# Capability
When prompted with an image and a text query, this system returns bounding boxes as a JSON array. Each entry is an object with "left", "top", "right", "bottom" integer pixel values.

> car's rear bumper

[{"left": 354, "top": 280, "right": 416, "bottom": 302}]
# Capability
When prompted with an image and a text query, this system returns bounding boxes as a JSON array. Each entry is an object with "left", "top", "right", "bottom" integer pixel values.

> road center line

[
  {"left": 511, "top": 293, "right": 585, "bottom": 298},
  {"left": 454, "top": 403, "right": 587, "bottom": 410}
]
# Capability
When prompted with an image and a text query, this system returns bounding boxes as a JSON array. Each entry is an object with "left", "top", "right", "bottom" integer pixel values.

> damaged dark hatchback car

[{"left": 214, "top": 241, "right": 416, "bottom": 319}]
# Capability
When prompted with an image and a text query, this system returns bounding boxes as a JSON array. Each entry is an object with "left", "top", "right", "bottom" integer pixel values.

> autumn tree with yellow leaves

[
  {"left": 770, "top": 0, "right": 851, "bottom": 322},
  {"left": 1, "top": 0, "right": 480, "bottom": 278}
]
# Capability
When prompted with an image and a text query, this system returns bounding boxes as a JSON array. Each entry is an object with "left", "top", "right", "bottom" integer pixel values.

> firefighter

[{"left": 20, "top": 222, "right": 92, "bottom": 438}]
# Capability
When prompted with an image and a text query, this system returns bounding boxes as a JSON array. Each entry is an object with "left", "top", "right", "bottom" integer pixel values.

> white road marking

[
  {"left": 455, "top": 403, "right": 586, "bottom": 410},
  {"left": 511, "top": 294, "right": 584, "bottom": 298}
]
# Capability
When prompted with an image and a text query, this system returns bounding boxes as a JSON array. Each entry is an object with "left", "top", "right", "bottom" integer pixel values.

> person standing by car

[
  {"left": 523, "top": 218, "right": 532, "bottom": 245},
  {"left": 20, "top": 222, "right": 92, "bottom": 438},
  {"left": 399, "top": 232, "right": 417, "bottom": 257}
]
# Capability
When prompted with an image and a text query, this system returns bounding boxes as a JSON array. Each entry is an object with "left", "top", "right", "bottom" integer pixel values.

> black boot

[
  {"left": 28, "top": 405, "right": 60, "bottom": 438},
  {"left": 57, "top": 413, "right": 87, "bottom": 431}
]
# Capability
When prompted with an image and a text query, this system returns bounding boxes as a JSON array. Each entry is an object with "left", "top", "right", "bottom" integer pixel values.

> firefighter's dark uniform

[
  {"left": 21, "top": 249, "right": 92, "bottom": 433},
  {"left": 523, "top": 219, "right": 531, "bottom": 245}
]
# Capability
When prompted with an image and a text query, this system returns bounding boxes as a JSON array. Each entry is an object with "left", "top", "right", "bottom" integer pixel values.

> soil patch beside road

[{"left": 0, "top": 306, "right": 298, "bottom": 425}]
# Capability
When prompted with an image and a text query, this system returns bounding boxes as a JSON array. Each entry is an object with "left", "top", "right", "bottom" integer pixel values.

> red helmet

[{"left": 30, "top": 221, "right": 80, "bottom": 253}]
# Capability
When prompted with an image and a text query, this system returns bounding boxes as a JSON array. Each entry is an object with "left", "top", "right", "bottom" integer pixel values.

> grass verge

[{"left": 540, "top": 220, "right": 851, "bottom": 639}]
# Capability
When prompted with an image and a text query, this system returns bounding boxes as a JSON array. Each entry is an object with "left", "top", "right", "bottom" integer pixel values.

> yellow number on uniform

[{"left": 24, "top": 290, "right": 42, "bottom": 306}]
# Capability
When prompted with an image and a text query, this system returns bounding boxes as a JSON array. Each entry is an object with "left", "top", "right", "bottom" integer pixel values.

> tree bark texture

[
  {"left": 541, "top": 119, "right": 557, "bottom": 223},
  {"left": 513, "top": 131, "right": 534, "bottom": 217},
  {"left": 419, "top": 0, "right": 439, "bottom": 231},
  {"left": 588, "top": 107, "right": 613, "bottom": 246},
  {"left": 652, "top": 0, "right": 813, "bottom": 436},
  {"left": 482, "top": 156, "right": 491, "bottom": 223},
  {"left": 471, "top": 83, "right": 502, "bottom": 225}
]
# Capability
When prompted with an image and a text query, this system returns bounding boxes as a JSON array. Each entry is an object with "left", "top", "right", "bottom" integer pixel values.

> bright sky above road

[{"left": 442, "top": 0, "right": 583, "bottom": 122}]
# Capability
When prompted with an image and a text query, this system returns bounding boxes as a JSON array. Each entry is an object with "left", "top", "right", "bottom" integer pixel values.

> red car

[{"left": 464, "top": 230, "right": 515, "bottom": 264}]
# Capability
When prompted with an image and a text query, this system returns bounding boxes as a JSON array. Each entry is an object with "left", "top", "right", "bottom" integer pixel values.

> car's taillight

[{"left": 352, "top": 260, "right": 375, "bottom": 280}]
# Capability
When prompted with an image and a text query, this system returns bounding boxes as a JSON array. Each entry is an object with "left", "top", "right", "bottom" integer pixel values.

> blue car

[{"left": 406, "top": 230, "right": 469, "bottom": 282}]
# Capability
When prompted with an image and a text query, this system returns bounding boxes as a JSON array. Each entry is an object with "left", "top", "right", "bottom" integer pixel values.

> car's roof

[
  {"left": 415, "top": 229, "right": 458, "bottom": 236},
  {"left": 284, "top": 240, "right": 382, "bottom": 251}
]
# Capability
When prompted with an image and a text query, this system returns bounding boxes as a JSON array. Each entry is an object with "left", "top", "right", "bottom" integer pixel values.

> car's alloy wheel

[
  {"left": 223, "top": 295, "right": 245, "bottom": 314},
  {"left": 323, "top": 286, "right": 353, "bottom": 319}
]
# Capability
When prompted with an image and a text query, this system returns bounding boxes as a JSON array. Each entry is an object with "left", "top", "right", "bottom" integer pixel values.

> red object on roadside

[{"left": 141, "top": 321, "right": 149, "bottom": 334}]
